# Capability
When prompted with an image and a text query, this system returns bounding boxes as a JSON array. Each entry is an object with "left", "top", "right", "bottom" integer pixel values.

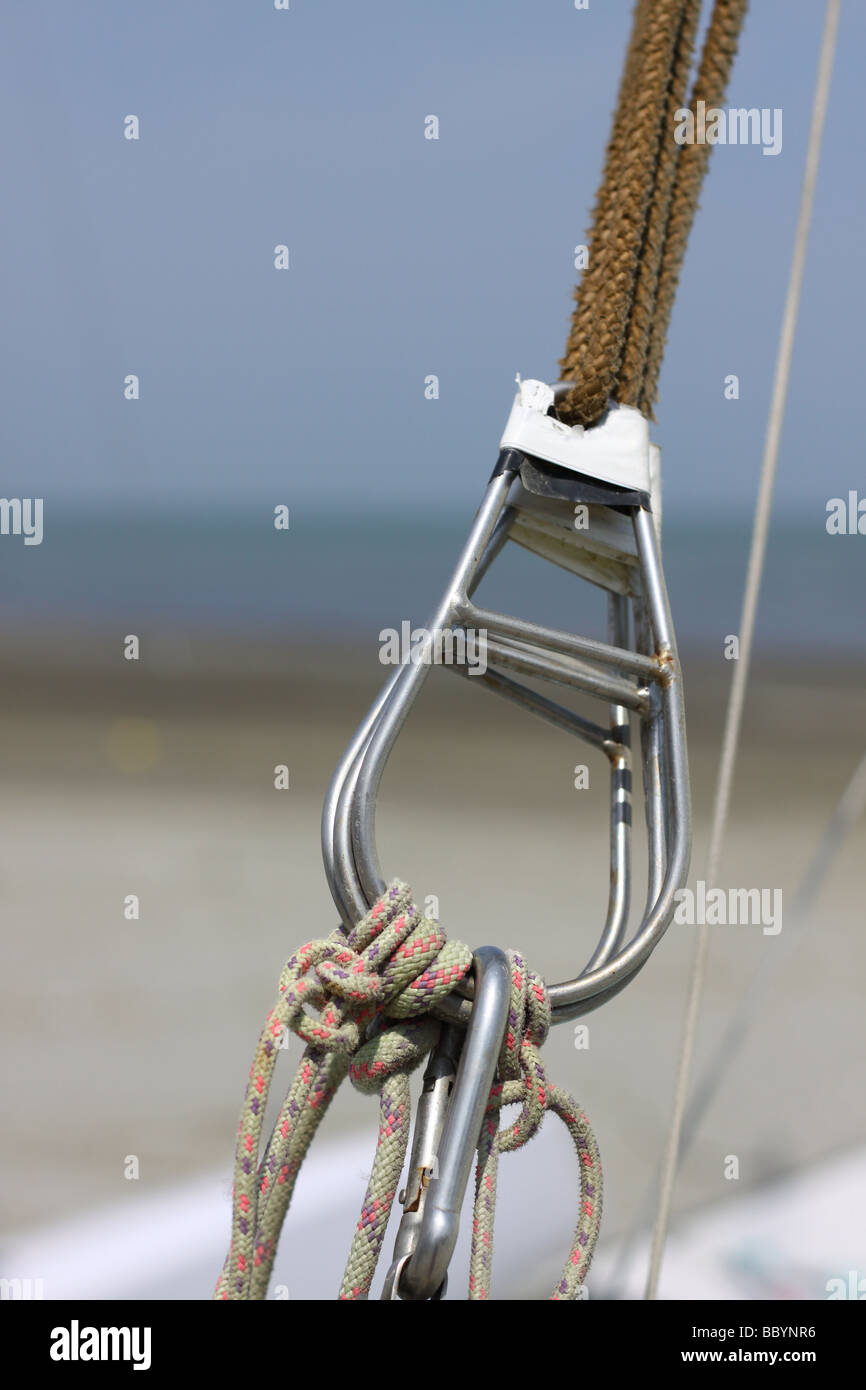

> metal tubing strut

[{"left": 322, "top": 464, "right": 691, "bottom": 1024}]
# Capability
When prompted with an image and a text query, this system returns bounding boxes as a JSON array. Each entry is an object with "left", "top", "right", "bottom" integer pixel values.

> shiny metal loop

[{"left": 322, "top": 447, "right": 691, "bottom": 1023}]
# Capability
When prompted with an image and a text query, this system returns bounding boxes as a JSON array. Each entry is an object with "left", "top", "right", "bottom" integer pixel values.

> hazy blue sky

[{"left": 2, "top": 1, "right": 863, "bottom": 519}]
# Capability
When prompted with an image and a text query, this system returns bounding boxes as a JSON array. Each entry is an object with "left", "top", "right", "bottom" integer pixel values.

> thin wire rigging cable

[{"left": 644, "top": 0, "right": 843, "bottom": 1300}]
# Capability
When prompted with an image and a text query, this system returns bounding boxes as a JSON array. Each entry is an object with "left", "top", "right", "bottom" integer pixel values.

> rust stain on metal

[
  {"left": 654, "top": 643, "right": 676, "bottom": 687},
  {"left": 602, "top": 738, "right": 629, "bottom": 765}
]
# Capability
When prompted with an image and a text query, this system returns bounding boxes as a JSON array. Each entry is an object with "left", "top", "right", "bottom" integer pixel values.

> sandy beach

[{"left": 0, "top": 628, "right": 863, "bottom": 1290}]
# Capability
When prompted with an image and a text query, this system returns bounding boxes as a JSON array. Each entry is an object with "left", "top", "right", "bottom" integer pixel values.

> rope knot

[
  {"left": 315, "top": 952, "right": 384, "bottom": 1005},
  {"left": 493, "top": 950, "right": 551, "bottom": 1152},
  {"left": 217, "top": 883, "right": 601, "bottom": 1303},
  {"left": 348, "top": 1017, "right": 440, "bottom": 1096}
]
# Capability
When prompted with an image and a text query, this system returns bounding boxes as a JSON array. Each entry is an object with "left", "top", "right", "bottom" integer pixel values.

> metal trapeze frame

[{"left": 322, "top": 439, "right": 692, "bottom": 1026}]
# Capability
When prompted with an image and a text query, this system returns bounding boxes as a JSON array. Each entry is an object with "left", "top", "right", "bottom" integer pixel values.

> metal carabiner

[{"left": 381, "top": 946, "right": 510, "bottom": 1301}]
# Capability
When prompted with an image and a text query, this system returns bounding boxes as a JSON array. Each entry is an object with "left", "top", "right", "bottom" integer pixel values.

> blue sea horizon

[{"left": 0, "top": 508, "right": 861, "bottom": 659}]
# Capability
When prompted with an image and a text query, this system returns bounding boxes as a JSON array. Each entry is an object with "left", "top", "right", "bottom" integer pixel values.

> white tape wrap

[{"left": 499, "top": 378, "right": 660, "bottom": 511}]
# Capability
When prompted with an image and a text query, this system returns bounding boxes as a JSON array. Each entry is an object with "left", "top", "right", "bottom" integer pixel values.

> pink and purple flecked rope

[{"left": 215, "top": 880, "right": 602, "bottom": 1301}]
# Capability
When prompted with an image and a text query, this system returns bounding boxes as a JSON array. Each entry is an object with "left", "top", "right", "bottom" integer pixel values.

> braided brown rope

[
  {"left": 559, "top": 0, "right": 653, "bottom": 390},
  {"left": 617, "top": 0, "right": 701, "bottom": 410},
  {"left": 639, "top": 0, "right": 750, "bottom": 415},
  {"left": 558, "top": 0, "right": 748, "bottom": 428},
  {"left": 559, "top": 0, "right": 689, "bottom": 428}
]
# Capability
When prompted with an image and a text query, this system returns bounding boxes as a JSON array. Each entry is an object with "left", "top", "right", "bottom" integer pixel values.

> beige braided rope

[
  {"left": 559, "top": 0, "right": 749, "bottom": 427},
  {"left": 469, "top": 951, "right": 602, "bottom": 1300},
  {"left": 558, "top": 0, "right": 690, "bottom": 426},
  {"left": 341, "top": 1017, "right": 441, "bottom": 1299},
  {"left": 639, "top": 0, "right": 750, "bottom": 415},
  {"left": 215, "top": 883, "right": 602, "bottom": 1300},
  {"left": 617, "top": 0, "right": 702, "bottom": 409},
  {"left": 560, "top": 0, "right": 654, "bottom": 387},
  {"left": 215, "top": 882, "right": 471, "bottom": 1300}
]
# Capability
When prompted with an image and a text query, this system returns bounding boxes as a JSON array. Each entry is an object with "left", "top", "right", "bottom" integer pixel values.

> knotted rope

[{"left": 215, "top": 881, "right": 602, "bottom": 1300}]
